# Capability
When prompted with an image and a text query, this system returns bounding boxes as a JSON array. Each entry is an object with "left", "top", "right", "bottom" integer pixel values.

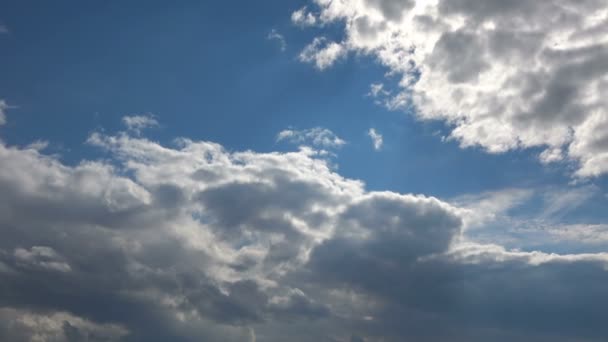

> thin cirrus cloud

[
  {"left": 294, "top": 0, "right": 608, "bottom": 177},
  {"left": 1, "top": 111, "right": 608, "bottom": 341}
]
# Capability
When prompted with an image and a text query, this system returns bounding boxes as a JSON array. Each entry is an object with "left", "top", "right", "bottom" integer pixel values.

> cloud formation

[
  {"left": 299, "top": 37, "right": 346, "bottom": 70},
  {"left": 292, "top": 6, "right": 318, "bottom": 27},
  {"left": 122, "top": 114, "right": 159, "bottom": 135},
  {"left": 367, "top": 128, "right": 383, "bottom": 150},
  {"left": 0, "top": 122, "right": 607, "bottom": 340},
  {"left": 267, "top": 29, "right": 287, "bottom": 51},
  {"left": 294, "top": 0, "right": 608, "bottom": 177},
  {"left": 276, "top": 127, "right": 346, "bottom": 149},
  {"left": 0, "top": 100, "right": 8, "bottom": 125}
]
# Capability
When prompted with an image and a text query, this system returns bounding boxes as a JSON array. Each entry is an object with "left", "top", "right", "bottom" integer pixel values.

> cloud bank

[
  {"left": 0, "top": 119, "right": 607, "bottom": 340},
  {"left": 294, "top": 0, "right": 608, "bottom": 177}
]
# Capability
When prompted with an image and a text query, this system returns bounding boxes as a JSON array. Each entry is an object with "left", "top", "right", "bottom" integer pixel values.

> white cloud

[
  {"left": 295, "top": 0, "right": 608, "bottom": 177},
  {"left": 267, "top": 29, "right": 286, "bottom": 51},
  {"left": 299, "top": 37, "right": 346, "bottom": 70},
  {"left": 367, "top": 128, "right": 383, "bottom": 150},
  {"left": 0, "top": 25, "right": 7, "bottom": 34},
  {"left": 539, "top": 147, "right": 564, "bottom": 164},
  {"left": 122, "top": 114, "right": 158, "bottom": 134},
  {"left": 291, "top": 6, "right": 317, "bottom": 27},
  {"left": 277, "top": 127, "right": 346, "bottom": 149}
]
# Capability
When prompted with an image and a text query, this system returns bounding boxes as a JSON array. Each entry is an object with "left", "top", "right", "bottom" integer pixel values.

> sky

[{"left": 1, "top": 1, "right": 608, "bottom": 341}]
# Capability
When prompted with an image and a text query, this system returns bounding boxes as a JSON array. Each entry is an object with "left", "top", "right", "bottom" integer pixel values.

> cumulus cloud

[
  {"left": 299, "top": 37, "right": 346, "bottom": 70},
  {"left": 294, "top": 0, "right": 608, "bottom": 177},
  {"left": 291, "top": 6, "right": 317, "bottom": 27},
  {"left": 1, "top": 125, "right": 608, "bottom": 340},
  {"left": 276, "top": 127, "right": 346, "bottom": 149},
  {"left": 122, "top": 114, "right": 158, "bottom": 135},
  {"left": 267, "top": 29, "right": 286, "bottom": 51},
  {"left": 367, "top": 128, "right": 383, "bottom": 150}
]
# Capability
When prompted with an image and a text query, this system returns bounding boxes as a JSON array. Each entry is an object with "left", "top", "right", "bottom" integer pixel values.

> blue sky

[{"left": 2, "top": 1, "right": 608, "bottom": 341}]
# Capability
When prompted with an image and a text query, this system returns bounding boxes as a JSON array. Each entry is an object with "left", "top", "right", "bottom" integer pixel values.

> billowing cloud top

[{"left": 295, "top": 0, "right": 608, "bottom": 177}]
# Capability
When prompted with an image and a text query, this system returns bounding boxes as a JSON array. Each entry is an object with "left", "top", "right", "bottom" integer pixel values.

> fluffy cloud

[
  {"left": 121, "top": 115, "right": 158, "bottom": 135},
  {"left": 299, "top": 37, "right": 347, "bottom": 70},
  {"left": 294, "top": 0, "right": 608, "bottom": 177},
  {"left": 1, "top": 125, "right": 608, "bottom": 340},
  {"left": 292, "top": 6, "right": 317, "bottom": 27},
  {"left": 276, "top": 127, "right": 346, "bottom": 149}
]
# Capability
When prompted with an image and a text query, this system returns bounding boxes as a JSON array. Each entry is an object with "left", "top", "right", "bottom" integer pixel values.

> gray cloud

[{"left": 1, "top": 129, "right": 608, "bottom": 341}]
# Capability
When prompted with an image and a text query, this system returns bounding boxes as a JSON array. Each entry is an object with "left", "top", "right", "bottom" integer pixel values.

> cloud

[
  {"left": 452, "top": 185, "right": 607, "bottom": 252},
  {"left": 367, "top": 128, "right": 383, "bottom": 150},
  {"left": 0, "top": 308, "right": 128, "bottom": 342},
  {"left": 0, "top": 24, "right": 7, "bottom": 34},
  {"left": 2, "top": 126, "right": 608, "bottom": 340},
  {"left": 122, "top": 114, "right": 158, "bottom": 135},
  {"left": 276, "top": 127, "right": 346, "bottom": 149},
  {"left": 291, "top": 7, "right": 317, "bottom": 27},
  {"left": 13, "top": 246, "right": 71, "bottom": 273},
  {"left": 0, "top": 100, "right": 8, "bottom": 126},
  {"left": 295, "top": 0, "right": 608, "bottom": 177},
  {"left": 299, "top": 37, "right": 346, "bottom": 70},
  {"left": 267, "top": 29, "right": 286, "bottom": 51}
]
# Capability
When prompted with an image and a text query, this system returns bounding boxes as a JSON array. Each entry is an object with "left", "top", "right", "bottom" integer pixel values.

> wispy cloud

[
  {"left": 121, "top": 114, "right": 158, "bottom": 135},
  {"left": 367, "top": 128, "right": 383, "bottom": 150},
  {"left": 267, "top": 29, "right": 286, "bottom": 52},
  {"left": 277, "top": 127, "right": 345, "bottom": 149},
  {"left": 0, "top": 100, "right": 10, "bottom": 125}
]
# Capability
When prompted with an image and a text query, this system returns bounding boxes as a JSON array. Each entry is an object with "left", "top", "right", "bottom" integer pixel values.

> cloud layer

[
  {"left": 0, "top": 122, "right": 607, "bottom": 340},
  {"left": 294, "top": 0, "right": 608, "bottom": 177}
]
